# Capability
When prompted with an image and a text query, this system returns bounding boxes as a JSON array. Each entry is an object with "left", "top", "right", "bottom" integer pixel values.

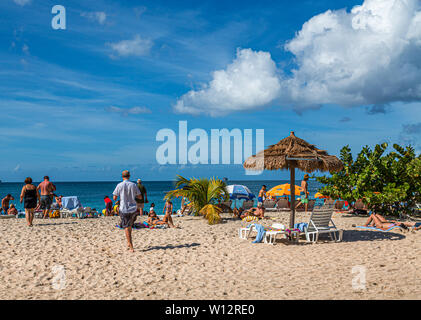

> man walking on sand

[
  {"left": 113, "top": 170, "right": 141, "bottom": 252},
  {"left": 37, "top": 176, "right": 56, "bottom": 219}
]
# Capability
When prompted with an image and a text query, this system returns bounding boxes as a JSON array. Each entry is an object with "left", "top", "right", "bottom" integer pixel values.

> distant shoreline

[{"left": 0, "top": 179, "right": 318, "bottom": 184}]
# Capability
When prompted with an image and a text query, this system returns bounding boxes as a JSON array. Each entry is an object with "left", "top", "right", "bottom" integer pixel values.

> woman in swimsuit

[
  {"left": 147, "top": 210, "right": 166, "bottom": 226},
  {"left": 363, "top": 213, "right": 410, "bottom": 231},
  {"left": 20, "top": 177, "right": 40, "bottom": 227},
  {"left": 162, "top": 200, "right": 178, "bottom": 228}
]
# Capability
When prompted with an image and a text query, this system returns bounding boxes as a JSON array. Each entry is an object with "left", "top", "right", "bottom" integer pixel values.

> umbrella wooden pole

[{"left": 289, "top": 165, "right": 296, "bottom": 229}]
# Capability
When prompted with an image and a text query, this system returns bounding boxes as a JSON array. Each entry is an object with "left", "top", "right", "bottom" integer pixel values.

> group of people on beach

[
  {"left": 230, "top": 175, "right": 311, "bottom": 221},
  {"left": 111, "top": 170, "right": 180, "bottom": 252},
  {"left": 1, "top": 176, "right": 60, "bottom": 227}
]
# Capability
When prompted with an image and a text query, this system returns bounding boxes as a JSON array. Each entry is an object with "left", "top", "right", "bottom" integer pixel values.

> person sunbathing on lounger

[
  {"left": 240, "top": 203, "right": 267, "bottom": 219},
  {"left": 363, "top": 213, "right": 415, "bottom": 231}
]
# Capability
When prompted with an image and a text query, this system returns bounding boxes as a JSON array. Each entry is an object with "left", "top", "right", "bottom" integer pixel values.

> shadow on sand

[
  {"left": 143, "top": 242, "right": 200, "bottom": 252},
  {"left": 34, "top": 222, "right": 79, "bottom": 227},
  {"left": 341, "top": 229, "right": 406, "bottom": 242}
]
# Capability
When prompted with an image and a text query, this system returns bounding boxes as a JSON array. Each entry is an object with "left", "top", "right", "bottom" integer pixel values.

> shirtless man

[
  {"left": 296, "top": 174, "right": 310, "bottom": 213},
  {"left": 258, "top": 185, "right": 267, "bottom": 205},
  {"left": 1, "top": 194, "right": 14, "bottom": 215},
  {"left": 37, "top": 176, "right": 56, "bottom": 219}
]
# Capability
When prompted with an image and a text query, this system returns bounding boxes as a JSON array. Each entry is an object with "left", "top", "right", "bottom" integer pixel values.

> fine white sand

[{"left": 0, "top": 211, "right": 419, "bottom": 300}]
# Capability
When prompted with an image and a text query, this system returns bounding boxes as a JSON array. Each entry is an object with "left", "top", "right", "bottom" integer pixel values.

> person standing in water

[
  {"left": 20, "top": 177, "right": 40, "bottom": 227},
  {"left": 296, "top": 174, "right": 310, "bottom": 213},
  {"left": 113, "top": 170, "right": 142, "bottom": 252}
]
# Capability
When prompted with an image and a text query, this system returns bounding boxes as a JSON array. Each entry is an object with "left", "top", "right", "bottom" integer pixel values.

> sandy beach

[{"left": 0, "top": 211, "right": 419, "bottom": 300}]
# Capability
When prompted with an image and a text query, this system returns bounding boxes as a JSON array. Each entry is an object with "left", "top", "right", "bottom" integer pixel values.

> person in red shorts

[{"left": 104, "top": 196, "right": 113, "bottom": 216}]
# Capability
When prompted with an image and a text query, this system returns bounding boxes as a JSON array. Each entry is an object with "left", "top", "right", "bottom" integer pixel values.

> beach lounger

[
  {"left": 239, "top": 223, "right": 298, "bottom": 245},
  {"left": 323, "top": 199, "right": 335, "bottom": 209},
  {"left": 263, "top": 199, "right": 277, "bottom": 211},
  {"left": 238, "top": 224, "right": 256, "bottom": 240},
  {"left": 296, "top": 199, "right": 316, "bottom": 212},
  {"left": 241, "top": 200, "right": 254, "bottom": 211},
  {"left": 303, "top": 207, "right": 343, "bottom": 243},
  {"left": 275, "top": 198, "right": 290, "bottom": 211},
  {"left": 221, "top": 200, "right": 232, "bottom": 208},
  {"left": 220, "top": 201, "right": 232, "bottom": 213}
]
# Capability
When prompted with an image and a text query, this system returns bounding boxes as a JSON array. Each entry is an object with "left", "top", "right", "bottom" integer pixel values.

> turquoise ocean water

[{"left": 0, "top": 180, "right": 325, "bottom": 214}]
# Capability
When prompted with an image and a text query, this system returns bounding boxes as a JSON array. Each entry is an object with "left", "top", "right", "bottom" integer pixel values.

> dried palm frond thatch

[
  {"left": 243, "top": 131, "right": 343, "bottom": 173},
  {"left": 243, "top": 131, "right": 343, "bottom": 229}
]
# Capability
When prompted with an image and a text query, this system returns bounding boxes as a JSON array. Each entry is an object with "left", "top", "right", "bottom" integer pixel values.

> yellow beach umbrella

[
  {"left": 314, "top": 192, "right": 329, "bottom": 199},
  {"left": 267, "top": 184, "right": 302, "bottom": 197}
]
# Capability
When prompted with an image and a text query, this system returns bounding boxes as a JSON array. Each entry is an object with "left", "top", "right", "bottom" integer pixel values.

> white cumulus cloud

[
  {"left": 282, "top": 0, "right": 421, "bottom": 108},
  {"left": 108, "top": 35, "right": 152, "bottom": 57},
  {"left": 174, "top": 48, "right": 281, "bottom": 116},
  {"left": 175, "top": 0, "right": 421, "bottom": 115}
]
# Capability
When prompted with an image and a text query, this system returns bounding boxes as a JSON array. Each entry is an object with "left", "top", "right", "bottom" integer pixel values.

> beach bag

[{"left": 49, "top": 210, "right": 60, "bottom": 218}]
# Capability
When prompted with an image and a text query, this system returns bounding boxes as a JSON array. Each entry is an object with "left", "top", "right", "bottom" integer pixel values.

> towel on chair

[
  {"left": 249, "top": 223, "right": 266, "bottom": 243},
  {"left": 354, "top": 225, "right": 402, "bottom": 232},
  {"left": 294, "top": 222, "right": 308, "bottom": 232}
]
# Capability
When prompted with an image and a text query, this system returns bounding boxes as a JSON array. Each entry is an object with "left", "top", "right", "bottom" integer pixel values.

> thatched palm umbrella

[{"left": 243, "top": 131, "right": 343, "bottom": 228}]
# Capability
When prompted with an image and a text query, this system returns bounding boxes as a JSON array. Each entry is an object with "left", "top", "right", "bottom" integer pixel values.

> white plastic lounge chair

[
  {"left": 262, "top": 223, "right": 288, "bottom": 245},
  {"left": 238, "top": 224, "right": 256, "bottom": 240},
  {"left": 303, "top": 207, "right": 343, "bottom": 243}
]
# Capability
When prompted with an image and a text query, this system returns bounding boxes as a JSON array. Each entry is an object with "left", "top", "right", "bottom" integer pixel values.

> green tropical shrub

[
  {"left": 165, "top": 175, "right": 229, "bottom": 224},
  {"left": 316, "top": 143, "right": 421, "bottom": 216}
]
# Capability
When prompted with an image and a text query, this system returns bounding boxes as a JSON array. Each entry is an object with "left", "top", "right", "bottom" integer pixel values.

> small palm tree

[{"left": 165, "top": 175, "right": 229, "bottom": 225}]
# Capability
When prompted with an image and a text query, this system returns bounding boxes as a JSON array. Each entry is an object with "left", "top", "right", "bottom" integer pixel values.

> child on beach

[
  {"left": 149, "top": 202, "right": 156, "bottom": 214},
  {"left": 113, "top": 201, "right": 120, "bottom": 216}
]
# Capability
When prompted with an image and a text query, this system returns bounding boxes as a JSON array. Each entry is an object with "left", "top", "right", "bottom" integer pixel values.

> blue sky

[{"left": 1, "top": 0, "right": 420, "bottom": 182}]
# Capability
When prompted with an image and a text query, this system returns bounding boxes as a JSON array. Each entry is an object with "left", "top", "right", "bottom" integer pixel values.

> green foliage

[
  {"left": 316, "top": 143, "right": 421, "bottom": 216},
  {"left": 165, "top": 175, "right": 229, "bottom": 224},
  {"left": 200, "top": 204, "right": 223, "bottom": 225}
]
